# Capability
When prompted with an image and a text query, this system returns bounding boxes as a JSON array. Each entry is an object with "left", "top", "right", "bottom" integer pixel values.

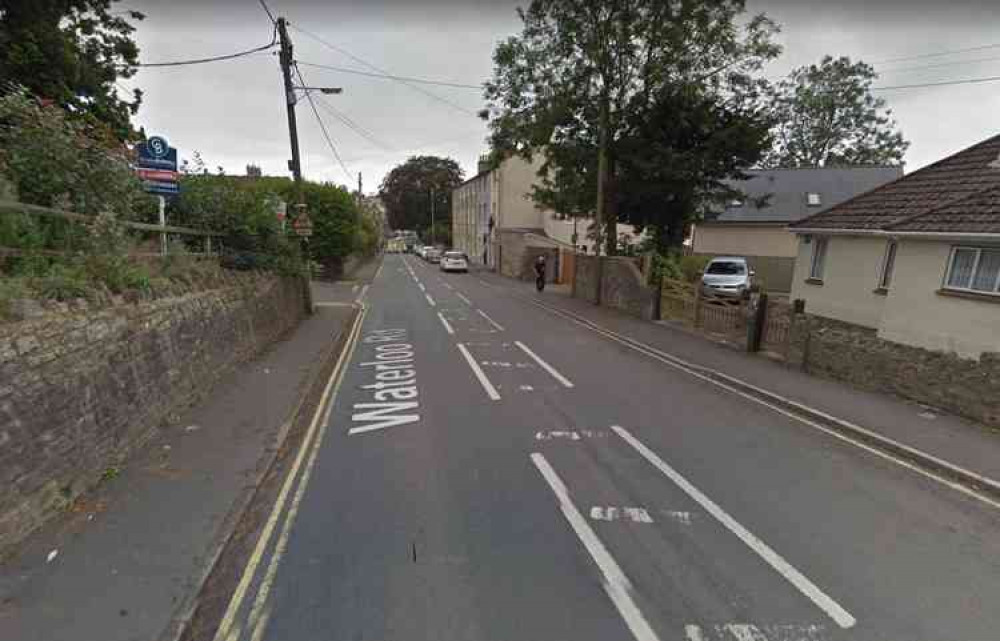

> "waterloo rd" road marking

[{"left": 350, "top": 329, "right": 421, "bottom": 435}]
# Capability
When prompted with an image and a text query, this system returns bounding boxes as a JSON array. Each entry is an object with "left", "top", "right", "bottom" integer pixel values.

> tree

[
  {"left": 484, "top": 0, "right": 780, "bottom": 254},
  {"left": 0, "top": 86, "right": 151, "bottom": 217},
  {"left": 0, "top": 0, "right": 144, "bottom": 141},
  {"left": 378, "top": 155, "right": 463, "bottom": 244},
  {"left": 763, "top": 55, "right": 909, "bottom": 167}
]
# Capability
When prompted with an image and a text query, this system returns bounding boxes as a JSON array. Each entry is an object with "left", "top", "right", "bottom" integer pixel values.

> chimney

[{"left": 477, "top": 154, "right": 491, "bottom": 175}]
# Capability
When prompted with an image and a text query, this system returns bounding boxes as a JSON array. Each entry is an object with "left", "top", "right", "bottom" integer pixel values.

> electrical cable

[
  {"left": 256, "top": 0, "right": 277, "bottom": 25},
  {"left": 129, "top": 30, "right": 277, "bottom": 68},
  {"left": 313, "top": 97, "right": 393, "bottom": 151},
  {"left": 289, "top": 23, "right": 480, "bottom": 117},
  {"left": 870, "top": 42, "right": 1000, "bottom": 66},
  {"left": 297, "top": 60, "right": 483, "bottom": 90},
  {"left": 294, "top": 65, "right": 354, "bottom": 181},
  {"left": 872, "top": 74, "right": 1000, "bottom": 91}
]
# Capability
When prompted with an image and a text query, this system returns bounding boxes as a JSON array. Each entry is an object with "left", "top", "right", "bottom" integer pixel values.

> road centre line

[
  {"left": 425, "top": 293, "right": 436, "bottom": 307},
  {"left": 476, "top": 308, "right": 505, "bottom": 331},
  {"left": 531, "top": 453, "right": 661, "bottom": 641},
  {"left": 685, "top": 623, "right": 827, "bottom": 641},
  {"left": 418, "top": 282, "right": 426, "bottom": 291},
  {"left": 515, "top": 341, "right": 574, "bottom": 388},
  {"left": 442, "top": 282, "right": 453, "bottom": 290},
  {"left": 212, "top": 304, "right": 367, "bottom": 641},
  {"left": 457, "top": 343, "right": 500, "bottom": 400},
  {"left": 437, "top": 312, "right": 455, "bottom": 335},
  {"left": 478, "top": 279, "right": 1000, "bottom": 511},
  {"left": 456, "top": 291, "right": 473, "bottom": 305},
  {"left": 612, "top": 425, "right": 856, "bottom": 629}
]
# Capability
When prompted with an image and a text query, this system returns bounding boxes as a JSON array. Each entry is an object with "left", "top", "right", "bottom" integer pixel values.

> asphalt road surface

[{"left": 213, "top": 254, "right": 1000, "bottom": 641}]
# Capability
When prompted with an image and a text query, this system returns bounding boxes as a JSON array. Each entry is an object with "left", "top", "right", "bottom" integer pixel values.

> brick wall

[
  {"left": 789, "top": 313, "right": 1000, "bottom": 426},
  {"left": 0, "top": 274, "right": 306, "bottom": 551}
]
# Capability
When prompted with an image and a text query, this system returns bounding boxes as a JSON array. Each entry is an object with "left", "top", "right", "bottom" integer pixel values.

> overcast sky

[{"left": 121, "top": 0, "right": 1000, "bottom": 192}]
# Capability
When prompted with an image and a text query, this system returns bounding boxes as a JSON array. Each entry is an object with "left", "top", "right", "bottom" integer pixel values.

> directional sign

[
  {"left": 292, "top": 212, "right": 314, "bottom": 237},
  {"left": 136, "top": 168, "right": 179, "bottom": 182},
  {"left": 142, "top": 179, "right": 180, "bottom": 195}
]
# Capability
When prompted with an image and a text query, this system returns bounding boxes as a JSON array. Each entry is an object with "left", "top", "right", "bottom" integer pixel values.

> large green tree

[
  {"left": 378, "top": 155, "right": 463, "bottom": 245},
  {"left": 763, "top": 55, "right": 909, "bottom": 167},
  {"left": 484, "top": 0, "right": 780, "bottom": 254},
  {"left": 0, "top": 0, "right": 144, "bottom": 141}
]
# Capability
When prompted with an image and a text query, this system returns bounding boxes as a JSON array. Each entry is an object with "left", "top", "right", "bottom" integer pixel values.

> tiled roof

[
  {"left": 789, "top": 133, "right": 1000, "bottom": 232},
  {"left": 710, "top": 166, "right": 902, "bottom": 224}
]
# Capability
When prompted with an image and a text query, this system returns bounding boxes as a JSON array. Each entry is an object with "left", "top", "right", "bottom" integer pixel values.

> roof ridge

[
  {"left": 886, "top": 182, "right": 1000, "bottom": 230},
  {"left": 790, "top": 132, "right": 1000, "bottom": 230}
]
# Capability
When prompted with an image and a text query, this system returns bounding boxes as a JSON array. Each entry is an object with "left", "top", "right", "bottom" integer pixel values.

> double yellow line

[{"left": 212, "top": 303, "right": 368, "bottom": 641}]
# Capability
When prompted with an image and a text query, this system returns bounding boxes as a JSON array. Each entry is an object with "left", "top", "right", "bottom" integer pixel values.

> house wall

[
  {"left": 693, "top": 224, "right": 798, "bottom": 257},
  {"left": 791, "top": 235, "right": 888, "bottom": 329},
  {"left": 879, "top": 239, "right": 1000, "bottom": 358},
  {"left": 495, "top": 154, "right": 547, "bottom": 230}
]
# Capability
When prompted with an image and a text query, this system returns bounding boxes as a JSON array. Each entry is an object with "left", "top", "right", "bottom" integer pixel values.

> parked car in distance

[
  {"left": 440, "top": 251, "right": 468, "bottom": 273},
  {"left": 413, "top": 245, "right": 424, "bottom": 257},
  {"left": 425, "top": 247, "right": 442, "bottom": 263},
  {"left": 701, "top": 256, "right": 753, "bottom": 299}
]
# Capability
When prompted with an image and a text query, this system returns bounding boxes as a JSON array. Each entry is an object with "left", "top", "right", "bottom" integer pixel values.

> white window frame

[
  {"left": 809, "top": 236, "right": 828, "bottom": 280},
  {"left": 943, "top": 246, "right": 1000, "bottom": 295},
  {"left": 806, "top": 192, "right": 822, "bottom": 206},
  {"left": 877, "top": 239, "right": 898, "bottom": 290}
]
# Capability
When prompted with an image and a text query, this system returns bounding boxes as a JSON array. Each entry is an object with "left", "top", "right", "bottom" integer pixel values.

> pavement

[
  {"left": 200, "top": 254, "right": 1000, "bottom": 641},
  {"left": 0, "top": 279, "right": 361, "bottom": 641}
]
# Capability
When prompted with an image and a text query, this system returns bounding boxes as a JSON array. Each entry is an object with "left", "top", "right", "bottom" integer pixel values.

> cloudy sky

[{"left": 121, "top": 0, "right": 1000, "bottom": 192}]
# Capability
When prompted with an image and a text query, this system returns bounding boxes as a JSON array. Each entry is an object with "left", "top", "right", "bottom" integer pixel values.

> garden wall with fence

[{"left": 572, "top": 255, "right": 658, "bottom": 320}]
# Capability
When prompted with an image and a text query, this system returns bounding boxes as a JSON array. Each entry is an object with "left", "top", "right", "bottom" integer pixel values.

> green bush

[
  {"left": 679, "top": 255, "right": 711, "bottom": 283},
  {"left": 33, "top": 264, "right": 90, "bottom": 301}
]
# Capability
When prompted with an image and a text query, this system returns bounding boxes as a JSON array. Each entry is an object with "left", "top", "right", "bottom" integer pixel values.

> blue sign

[
  {"left": 142, "top": 180, "right": 180, "bottom": 195},
  {"left": 137, "top": 136, "right": 178, "bottom": 172}
]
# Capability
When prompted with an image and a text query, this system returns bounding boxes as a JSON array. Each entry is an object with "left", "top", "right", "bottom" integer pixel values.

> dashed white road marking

[
  {"left": 531, "top": 453, "right": 661, "bottom": 641},
  {"left": 613, "top": 425, "right": 856, "bottom": 629},
  {"left": 418, "top": 282, "right": 426, "bottom": 291},
  {"left": 476, "top": 308, "right": 504, "bottom": 331},
  {"left": 437, "top": 312, "right": 455, "bottom": 335},
  {"left": 355, "top": 284, "right": 369, "bottom": 303},
  {"left": 351, "top": 284, "right": 359, "bottom": 293},
  {"left": 684, "top": 623, "right": 827, "bottom": 641},
  {"left": 536, "top": 430, "right": 581, "bottom": 441},
  {"left": 590, "top": 506, "right": 654, "bottom": 523},
  {"left": 442, "top": 282, "right": 454, "bottom": 290},
  {"left": 663, "top": 510, "right": 694, "bottom": 525},
  {"left": 456, "top": 291, "right": 473, "bottom": 305},
  {"left": 424, "top": 293, "right": 436, "bottom": 307},
  {"left": 457, "top": 343, "right": 500, "bottom": 401},
  {"left": 515, "top": 341, "right": 574, "bottom": 388}
]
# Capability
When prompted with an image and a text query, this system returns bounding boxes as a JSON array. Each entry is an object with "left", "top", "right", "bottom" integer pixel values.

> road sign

[
  {"left": 292, "top": 212, "right": 314, "bottom": 237},
  {"left": 142, "top": 180, "right": 180, "bottom": 195},
  {"left": 136, "top": 135, "right": 179, "bottom": 197},
  {"left": 136, "top": 168, "right": 179, "bottom": 182}
]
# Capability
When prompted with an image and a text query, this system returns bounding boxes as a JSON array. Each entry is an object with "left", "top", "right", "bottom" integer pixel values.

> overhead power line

[
  {"left": 297, "top": 60, "right": 484, "bottom": 90},
  {"left": 288, "top": 23, "right": 481, "bottom": 117},
  {"left": 877, "top": 54, "right": 1000, "bottom": 75},
  {"left": 256, "top": 0, "right": 277, "bottom": 25},
  {"left": 129, "top": 32, "right": 276, "bottom": 68},
  {"left": 313, "top": 96, "right": 393, "bottom": 151},
  {"left": 871, "top": 42, "right": 1000, "bottom": 66},
  {"left": 295, "top": 65, "right": 353, "bottom": 181},
  {"left": 873, "top": 74, "right": 1000, "bottom": 91}
]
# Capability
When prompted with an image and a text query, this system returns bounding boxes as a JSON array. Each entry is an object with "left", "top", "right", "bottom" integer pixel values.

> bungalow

[
  {"left": 788, "top": 134, "right": 1000, "bottom": 359},
  {"left": 692, "top": 166, "right": 902, "bottom": 291}
]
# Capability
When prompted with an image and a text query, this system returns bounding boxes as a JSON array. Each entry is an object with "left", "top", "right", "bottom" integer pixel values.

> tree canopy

[
  {"left": 763, "top": 55, "right": 909, "bottom": 167},
  {"left": 484, "top": 0, "right": 780, "bottom": 254},
  {"left": 0, "top": 0, "right": 144, "bottom": 141},
  {"left": 378, "top": 155, "right": 463, "bottom": 244}
]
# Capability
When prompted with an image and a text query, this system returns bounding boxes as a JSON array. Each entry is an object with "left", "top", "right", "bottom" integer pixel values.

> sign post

[{"left": 136, "top": 135, "right": 179, "bottom": 255}]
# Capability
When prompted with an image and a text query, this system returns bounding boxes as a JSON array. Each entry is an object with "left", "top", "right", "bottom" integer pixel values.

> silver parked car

[{"left": 701, "top": 256, "right": 754, "bottom": 299}]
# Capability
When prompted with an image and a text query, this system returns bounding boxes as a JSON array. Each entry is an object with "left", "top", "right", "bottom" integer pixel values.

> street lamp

[{"left": 294, "top": 86, "right": 343, "bottom": 95}]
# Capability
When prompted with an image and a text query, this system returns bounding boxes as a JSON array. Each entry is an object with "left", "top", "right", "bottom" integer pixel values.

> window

[
  {"left": 809, "top": 237, "right": 828, "bottom": 280},
  {"left": 945, "top": 246, "right": 1000, "bottom": 294},
  {"left": 706, "top": 261, "right": 746, "bottom": 275},
  {"left": 727, "top": 198, "right": 744, "bottom": 208},
  {"left": 806, "top": 192, "right": 822, "bottom": 206},
  {"left": 878, "top": 240, "right": 898, "bottom": 290}
]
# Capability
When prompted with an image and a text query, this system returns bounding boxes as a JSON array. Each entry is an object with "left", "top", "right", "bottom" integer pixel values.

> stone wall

[
  {"left": 0, "top": 273, "right": 306, "bottom": 551},
  {"left": 788, "top": 313, "right": 1000, "bottom": 426},
  {"left": 572, "top": 255, "right": 657, "bottom": 320},
  {"left": 520, "top": 246, "right": 559, "bottom": 282}
]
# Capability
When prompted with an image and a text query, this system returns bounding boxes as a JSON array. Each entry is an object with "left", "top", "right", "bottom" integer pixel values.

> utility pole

[
  {"left": 276, "top": 17, "right": 303, "bottom": 204},
  {"left": 357, "top": 172, "right": 363, "bottom": 199},
  {"left": 430, "top": 186, "right": 436, "bottom": 247}
]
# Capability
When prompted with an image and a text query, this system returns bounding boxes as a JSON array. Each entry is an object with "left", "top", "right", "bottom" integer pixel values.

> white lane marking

[
  {"left": 536, "top": 430, "right": 581, "bottom": 441},
  {"left": 590, "top": 506, "right": 654, "bottom": 523},
  {"left": 374, "top": 262, "right": 383, "bottom": 280},
  {"left": 484, "top": 282, "right": 1000, "bottom": 511},
  {"left": 515, "top": 341, "right": 574, "bottom": 388},
  {"left": 418, "top": 282, "right": 426, "bottom": 291},
  {"left": 355, "top": 284, "right": 369, "bottom": 303},
  {"left": 456, "top": 291, "right": 473, "bottom": 305},
  {"left": 457, "top": 343, "right": 500, "bottom": 401},
  {"left": 612, "top": 425, "right": 856, "bottom": 629},
  {"left": 685, "top": 623, "right": 827, "bottom": 641},
  {"left": 437, "top": 312, "right": 455, "bottom": 335},
  {"left": 663, "top": 510, "right": 694, "bottom": 525},
  {"left": 531, "top": 453, "right": 661, "bottom": 641},
  {"left": 684, "top": 625, "right": 704, "bottom": 641},
  {"left": 442, "top": 282, "right": 454, "bottom": 290},
  {"left": 476, "top": 308, "right": 505, "bottom": 331},
  {"left": 351, "top": 284, "right": 359, "bottom": 293},
  {"left": 212, "top": 305, "right": 366, "bottom": 641},
  {"left": 425, "top": 293, "right": 436, "bottom": 307},
  {"left": 519, "top": 384, "right": 534, "bottom": 391}
]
